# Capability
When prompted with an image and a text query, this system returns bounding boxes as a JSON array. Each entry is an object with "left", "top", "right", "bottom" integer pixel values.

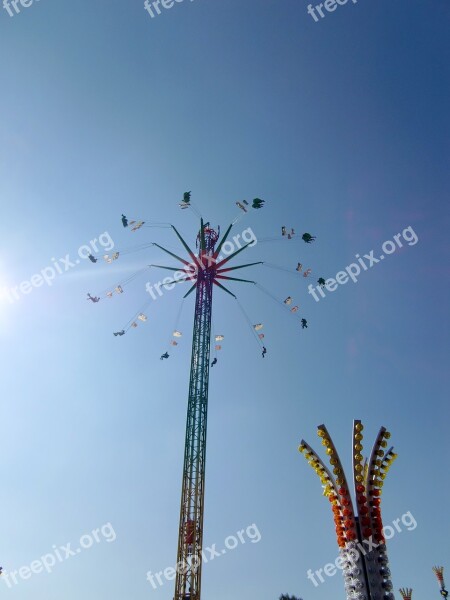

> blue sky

[{"left": 0, "top": 0, "right": 449, "bottom": 599}]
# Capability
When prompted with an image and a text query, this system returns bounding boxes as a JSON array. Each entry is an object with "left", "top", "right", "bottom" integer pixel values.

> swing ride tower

[
  {"left": 299, "top": 421, "right": 398, "bottom": 600},
  {"left": 173, "top": 225, "right": 216, "bottom": 600},
  {"left": 95, "top": 202, "right": 314, "bottom": 599},
  {"left": 150, "top": 219, "right": 260, "bottom": 600}
]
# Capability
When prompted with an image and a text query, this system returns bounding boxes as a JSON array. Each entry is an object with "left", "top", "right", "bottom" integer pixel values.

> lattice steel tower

[{"left": 151, "top": 219, "right": 259, "bottom": 600}]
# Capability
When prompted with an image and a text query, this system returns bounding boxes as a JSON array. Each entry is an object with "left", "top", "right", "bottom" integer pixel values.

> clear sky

[{"left": 0, "top": 1, "right": 449, "bottom": 599}]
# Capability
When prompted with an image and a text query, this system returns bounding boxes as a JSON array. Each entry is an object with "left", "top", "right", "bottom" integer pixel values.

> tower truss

[{"left": 151, "top": 220, "right": 259, "bottom": 600}]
